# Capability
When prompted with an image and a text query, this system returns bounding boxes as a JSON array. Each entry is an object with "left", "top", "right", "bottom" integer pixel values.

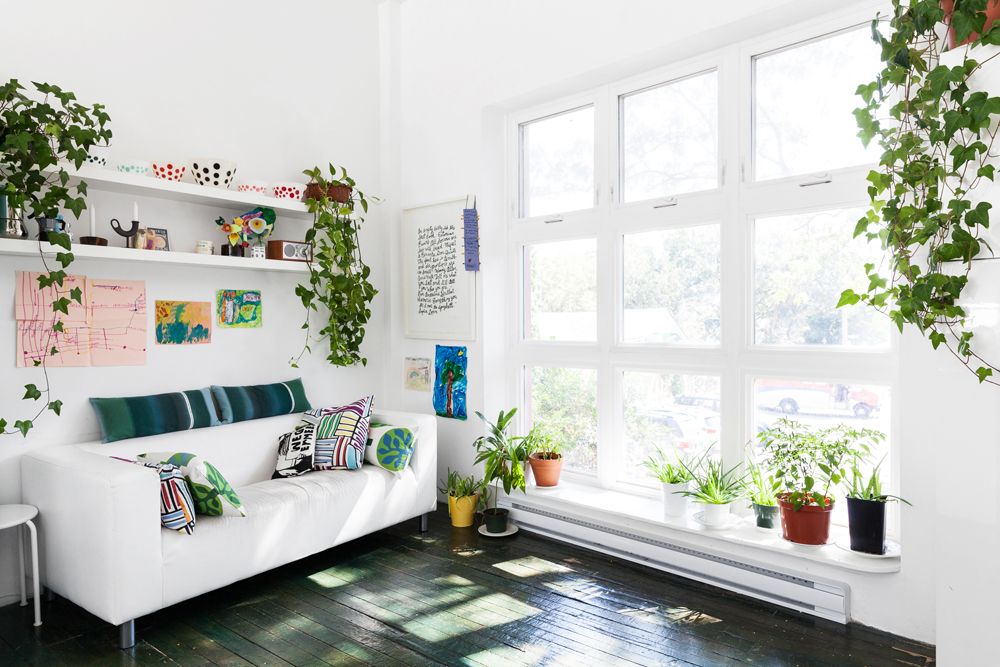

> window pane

[
  {"left": 622, "top": 372, "right": 720, "bottom": 486},
  {"left": 525, "top": 238, "right": 597, "bottom": 341},
  {"left": 527, "top": 366, "right": 598, "bottom": 473},
  {"left": 753, "top": 380, "right": 890, "bottom": 526},
  {"left": 520, "top": 106, "right": 594, "bottom": 218},
  {"left": 621, "top": 70, "right": 718, "bottom": 202},
  {"left": 755, "top": 208, "right": 888, "bottom": 346},
  {"left": 624, "top": 224, "right": 720, "bottom": 344},
  {"left": 754, "top": 27, "right": 880, "bottom": 181}
]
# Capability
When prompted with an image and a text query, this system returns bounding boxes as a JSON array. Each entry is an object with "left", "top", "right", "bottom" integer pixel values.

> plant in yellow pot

[{"left": 438, "top": 468, "right": 486, "bottom": 528}]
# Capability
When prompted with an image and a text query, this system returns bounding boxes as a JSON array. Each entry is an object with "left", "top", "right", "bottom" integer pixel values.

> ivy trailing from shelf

[
  {"left": 1, "top": 79, "right": 111, "bottom": 437},
  {"left": 841, "top": 1, "right": 1000, "bottom": 385},
  {"left": 291, "top": 165, "right": 378, "bottom": 368}
]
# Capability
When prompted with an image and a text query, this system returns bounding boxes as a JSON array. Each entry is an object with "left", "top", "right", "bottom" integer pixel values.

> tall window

[{"left": 508, "top": 13, "right": 895, "bottom": 509}]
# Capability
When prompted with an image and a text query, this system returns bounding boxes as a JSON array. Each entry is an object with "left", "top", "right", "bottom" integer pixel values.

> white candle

[
  {"left": 133, "top": 202, "right": 138, "bottom": 221},
  {"left": 89, "top": 206, "right": 96, "bottom": 237}
]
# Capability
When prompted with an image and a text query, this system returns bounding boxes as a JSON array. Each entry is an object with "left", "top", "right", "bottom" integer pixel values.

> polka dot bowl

[
  {"left": 85, "top": 147, "right": 110, "bottom": 167},
  {"left": 116, "top": 159, "right": 150, "bottom": 176},
  {"left": 151, "top": 162, "right": 186, "bottom": 181},
  {"left": 237, "top": 180, "right": 268, "bottom": 195},
  {"left": 271, "top": 182, "right": 307, "bottom": 200},
  {"left": 188, "top": 158, "right": 238, "bottom": 189}
]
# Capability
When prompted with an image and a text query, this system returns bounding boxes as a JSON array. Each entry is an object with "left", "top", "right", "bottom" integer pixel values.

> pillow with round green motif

[
  {"left": 364, "top": 419, "right": 417, "bottom": 476},
  {"left": 136, "top": 451, "right": 245, "bottom": 517}
]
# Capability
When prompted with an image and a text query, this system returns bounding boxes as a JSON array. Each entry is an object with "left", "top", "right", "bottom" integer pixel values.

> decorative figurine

[{"left": 216, "top": 207, "right": 275, "bottom": 258}]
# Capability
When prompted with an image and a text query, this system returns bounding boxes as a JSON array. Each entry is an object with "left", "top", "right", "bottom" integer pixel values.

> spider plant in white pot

[
  {"left": 641, "top": 444, "right": 702, "bottom": 518},
  {"left": 679, "top": 456, "right": 745, "bottom": 528}
]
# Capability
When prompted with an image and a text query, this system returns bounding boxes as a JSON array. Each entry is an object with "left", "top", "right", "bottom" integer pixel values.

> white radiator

[{"left": 504, "top": 501, "right": 850, "bottom": 624}]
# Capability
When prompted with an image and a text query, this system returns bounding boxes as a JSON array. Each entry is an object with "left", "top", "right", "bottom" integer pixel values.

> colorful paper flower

[{"left": 221, "top": 222, "right": 232, "bottom": 233}]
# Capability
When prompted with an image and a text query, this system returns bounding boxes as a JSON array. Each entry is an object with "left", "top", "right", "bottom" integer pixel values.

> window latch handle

[
  {"left": 544, "top": 215, "right": 564, "bottom": 224},
  {"left": 653, "top": 197, "right": 678, "bottom": 209},
  {"left": 799, "top": 173, "right": 832, "bottom": 187}
]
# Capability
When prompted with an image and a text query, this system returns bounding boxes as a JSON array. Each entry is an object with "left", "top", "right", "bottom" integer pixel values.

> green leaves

[{"left": 23, "top": 384, "right": 42, "bottom": 400}]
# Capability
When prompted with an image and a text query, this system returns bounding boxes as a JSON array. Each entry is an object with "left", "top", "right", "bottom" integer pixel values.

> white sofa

[{"left": 20, "top": 409, "right": 436, "bottom": 648}]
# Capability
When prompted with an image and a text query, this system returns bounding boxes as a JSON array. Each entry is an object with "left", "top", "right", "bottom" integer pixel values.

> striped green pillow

[
  {"left": 211, "top": 378, "right": 311, "bottom": 424},
  {"left": 90, "top": 388, "right": 222, "bottom": 443}
]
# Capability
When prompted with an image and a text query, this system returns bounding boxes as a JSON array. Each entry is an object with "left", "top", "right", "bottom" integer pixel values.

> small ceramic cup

[{"left": 195, "top": 240, "right": 214, "bottom": 255}]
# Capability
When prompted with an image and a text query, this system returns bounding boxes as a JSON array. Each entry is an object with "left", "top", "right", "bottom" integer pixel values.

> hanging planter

[
  {"left": 305, "top": 181, "right": 352, "bottom": 204},
  {"left": 941, "top": 0, "right": 1000, "bottom": 48}
]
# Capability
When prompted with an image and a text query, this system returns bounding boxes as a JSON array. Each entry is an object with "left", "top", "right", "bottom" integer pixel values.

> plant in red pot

[
  {"left": 760, "top": 419, "right": 878, "bottom": 545},
  {"left": 844, "top": 455, "right": 910, "bottom": 555},
  {"left": 523, "top": 426, "right": 565, "bottom": 487}
]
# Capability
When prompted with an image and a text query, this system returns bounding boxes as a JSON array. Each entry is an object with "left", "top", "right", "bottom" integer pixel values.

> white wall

[
  {"left": 0, "top": 0, "right": 383, "bottom": 606},
  {"left": 385, "top": 0, "right": 998, "bottom": 656}
]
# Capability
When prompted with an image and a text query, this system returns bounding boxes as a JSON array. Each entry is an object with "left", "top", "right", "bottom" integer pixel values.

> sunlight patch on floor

[
  {"left": 452, "top": 547, "right": 484, "bottom": 557},
  {"left": 432, "top": 574, "right": 476, "bottom": 587},
  {"left": 307, "top": 567, "right": 364, "bottom": 588},
  {"left": 402, "top": 592, "right": 542, "bottom": 640},
  {"left": 619, "top": 605, "right": 723, "bottom": 626},
  {"left": 492, "top": 555, "right": 573, "bottom": 577},
  {"left": 460, "top": 642, "right": 548, "bottom": 666}
]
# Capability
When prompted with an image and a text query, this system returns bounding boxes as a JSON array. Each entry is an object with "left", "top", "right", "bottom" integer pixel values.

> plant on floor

[
  {"left": 0, "top": 79, "right": 111, "bottom": 438},
  {"left": 678, "top": 456, "right": 744, "bottom": 505},
  {"left": 840, "top": 1, "right": 1000, "bottom": 386},
  {"left": 473, "top": 408, "right": 525, "bottom": 531},
  {"left": 291, "top": 164, "right": 377, "bottom": 368},
  {"left": 439, "top": 468, "right": 487, "bottom": 527}
]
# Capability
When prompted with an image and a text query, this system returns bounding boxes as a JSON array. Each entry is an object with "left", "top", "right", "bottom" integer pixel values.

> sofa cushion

[
  {"left": 272, "top": 422, "right": 316, "bottom": 479},
  {"left": 137, "top": 452, "right": 245, "bottom": 517},
  {"left": 212, "top": 378, "right": 311, "bottom": 424},
  {"left": 365, "top": 418, "right": 417, "bottom": 475},
  {"left": 304, "top": 396, "right": 374, "bottom": 470},
  {"left": 140, "top": 462, "right": 196, "bottom": 535},
  {"left": 90, "top": 388, "right": 221, "bottom": 443}
]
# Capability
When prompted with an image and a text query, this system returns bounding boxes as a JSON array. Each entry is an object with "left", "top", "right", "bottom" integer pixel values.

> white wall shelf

[
  {"left": 46, "top": 164, "right": 313, "bottom": 220},
  {"left": 0, "top": 238, "right": 309, "bottom": 274}
]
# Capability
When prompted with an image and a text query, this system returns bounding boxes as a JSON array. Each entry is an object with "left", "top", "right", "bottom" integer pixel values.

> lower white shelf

[{"left": 0, "top": 238, "right": 309, "bottom": 274}]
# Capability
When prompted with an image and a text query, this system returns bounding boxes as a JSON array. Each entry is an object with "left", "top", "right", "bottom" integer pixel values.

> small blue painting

[{"left": 433, "top": 345, "right": 467, "bottom": 420}]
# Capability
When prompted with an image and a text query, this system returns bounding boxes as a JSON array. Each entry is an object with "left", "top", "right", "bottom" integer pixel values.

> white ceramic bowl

[
  {"left": 116, "top": 159, "right": 150, "bottom": 176},
  {"left": 152, "top": 161, "right": 186, "bottom": 181},
  {"left": 189, "top": 158, "right": 238, "bottom": 189},
  {"left": 271, "top": 182, "right": 306, "bottom": 200},
  {"left": 237, "top": 180, "right": 268, "bottom": 195},
  {"left": 84, "top": 147, "right": 110, "bottom": 167}
]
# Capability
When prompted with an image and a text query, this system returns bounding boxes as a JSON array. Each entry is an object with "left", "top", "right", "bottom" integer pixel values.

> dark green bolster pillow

[
  {"left": 90, "top": 387, "right": 222, "bottom": 443},
  {"left": 211, "top": 378, "right": 311, "bottom": 424}
]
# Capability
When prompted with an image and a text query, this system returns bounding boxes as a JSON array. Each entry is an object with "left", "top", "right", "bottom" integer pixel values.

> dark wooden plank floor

[{"left": 0, "top": 504, "right": 935, "bottom": 666}]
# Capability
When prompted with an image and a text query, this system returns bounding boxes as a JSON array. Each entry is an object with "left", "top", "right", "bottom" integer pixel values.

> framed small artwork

[
  {"left": 217, "top": 289, "right": 262, "bottom": 328},
  {"left": 404, "top": 357, "right": 431, "bottom": 392},
  {"left": 147, "top": 227, "right": 169, "bottom": 251}
]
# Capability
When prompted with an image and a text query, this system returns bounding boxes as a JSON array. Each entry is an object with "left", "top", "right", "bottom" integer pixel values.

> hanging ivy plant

[
  {"left": 1, "top": 79, "right": 111, "bottom": 437},
  {"left": 842, "top": 0, "right": 1000, "bottom": 385},
  {"left": 291, "top": 165, "right": 378, "bottom": 368}
]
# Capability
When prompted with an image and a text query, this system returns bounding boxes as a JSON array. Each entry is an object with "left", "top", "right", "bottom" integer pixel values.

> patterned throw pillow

[
  {"left": 90, "top": 387, "right": 221, "bottom": 443},
  {"left": 137, "top": 452, "right": 245, "bottom": 517},
  {"left": 365, "top": 420, "right": 417, "bottom": 475},
  {"left": 303, "top": 396, "right": 374, "bottom": 470},
  {"left": 272, "top": 422, "right": 316, "bottom": 479},
  {"left": 139, "top": 462, "right": 197, "bottom": 535},
  {"left": 211, "top": 378, "right": 311, "bottom": 424}
]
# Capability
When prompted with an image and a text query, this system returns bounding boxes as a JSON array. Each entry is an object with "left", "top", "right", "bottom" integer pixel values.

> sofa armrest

[
  {"left": 371, "top": 410, "right": 437, "bottom": 514},
  {"left": 21, "top": 446, "right": 163, "bottom": 625}
]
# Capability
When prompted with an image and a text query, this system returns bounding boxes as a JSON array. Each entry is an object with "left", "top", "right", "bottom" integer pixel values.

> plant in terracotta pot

[
  {"left": 641, "top": 443, "right": 702, "bottom": 519},
  {"left": 678, "top": 456, "right": 744, "bottom": 528},
  {"left": 760, "top": 419, "right": 877, "bottom": 545},
  {"left": 522, "top": 425, "right": 564, "bottom": 487},
  {"left": 741, "top": 444, "right": 780, "bottom": 530},
  {"left": 438, "top": 468, "right": 486, "bottom": 528},
  {"left": 843, "top": 454, "right": 909, "bottom": 555},
  {"left": 473, "top": 408, "right": 526, "bottom": 534}
]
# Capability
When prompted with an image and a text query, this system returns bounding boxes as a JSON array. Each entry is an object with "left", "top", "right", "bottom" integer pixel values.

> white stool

[{"left": 0, "top": 505, "right": 41, "bottom": 627}]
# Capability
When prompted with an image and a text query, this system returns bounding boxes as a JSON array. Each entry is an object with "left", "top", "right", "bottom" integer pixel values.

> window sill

[{"left": 501, "top": 480, "right": 900, "bottom": 574}]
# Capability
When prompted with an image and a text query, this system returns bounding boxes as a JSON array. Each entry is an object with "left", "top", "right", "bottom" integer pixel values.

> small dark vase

[
  {"left": 483, "top": 508, "right": 509, "bottom": 534},
  {"left": 846, "top": 497, "right": 887, "bottom": 555},
  {"left": 753, "top": 503, "right": 779, "bottom": 529}
]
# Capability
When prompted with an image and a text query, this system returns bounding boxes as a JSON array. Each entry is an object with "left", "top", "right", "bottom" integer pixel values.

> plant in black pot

[
  {"left": 844, "top": 456, "right": 909, "bottom": 555},
  {"left": 473, "top": 408, "right": 525, "bottom": 534},
  {"left": 741, "top": 444, "right": 780, "bottom": 529}
]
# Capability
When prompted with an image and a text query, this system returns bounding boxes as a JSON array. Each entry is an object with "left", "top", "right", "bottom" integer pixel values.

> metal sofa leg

[
  {"left": 119, "top": 619, "right": 135, "bottom": 649},
  {"left": 418, "top": 512, "right": 429, "bottom": 533},
  {"left": 44, "top": 586, "right": 57, "bottom": 602}
]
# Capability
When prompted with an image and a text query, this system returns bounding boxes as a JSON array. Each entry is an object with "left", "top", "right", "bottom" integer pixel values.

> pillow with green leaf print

[
  {"left": 364, "top": 418, "right": 418, "bottom": 476},
  {"left": 136, "top": 452, "right": 245, "bottom": 517}
]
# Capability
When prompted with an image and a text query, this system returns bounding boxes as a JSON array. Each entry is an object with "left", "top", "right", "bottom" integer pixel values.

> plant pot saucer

[
  {"left": 781, "top": 536, "right": 835, "bottom": 548},
  {"left": 742, "top": 515, "right": 780, "bottom": 533},
  {"left": 530, "top": 483, "right": 562, "bottom": 492},
  {"left": 692, "top": 512, "right": 740, "bottom": 531},
  {"left": 478, "top": 523, "right": 519, "bottom": 538},
  {"left": 834, "top": 537, "right": 900, "bottom": 558}
]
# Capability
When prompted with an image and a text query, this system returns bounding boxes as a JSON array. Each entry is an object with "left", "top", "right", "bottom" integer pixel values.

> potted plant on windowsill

[
  {"left": 741, "top": 444, "right": 780, "bottom": 529},
  {"left": 473, "top": 408, "right": 526, "bottom": 534},
  {"left": 844, "top": 456, "right": 909, "bottom": 555},
  {"left": 760, "top": 419, "right": 878, "bottom": 545},
  {"left": 438, "top": 468, "right": 487, "bottom": 528},
  {"left": 679, "top": 455, "right": 744, "bottom": 528},
  {"left": 522, "top": 425, "right": 564, "bottom": 487},
  {"left": 641, "top": 443, "right": 700, "bottom": 518}
]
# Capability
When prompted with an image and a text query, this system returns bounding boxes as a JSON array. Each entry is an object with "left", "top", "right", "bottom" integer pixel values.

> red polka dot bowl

[
  {"left": 237, "top": 180, "right": 268, "bottom": 195},
  {"left": 271, "top": 182, "right": 307, "bottom": 200},
  {"left": 151, "top": 162, "right": 186, "bottom": 181}
]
